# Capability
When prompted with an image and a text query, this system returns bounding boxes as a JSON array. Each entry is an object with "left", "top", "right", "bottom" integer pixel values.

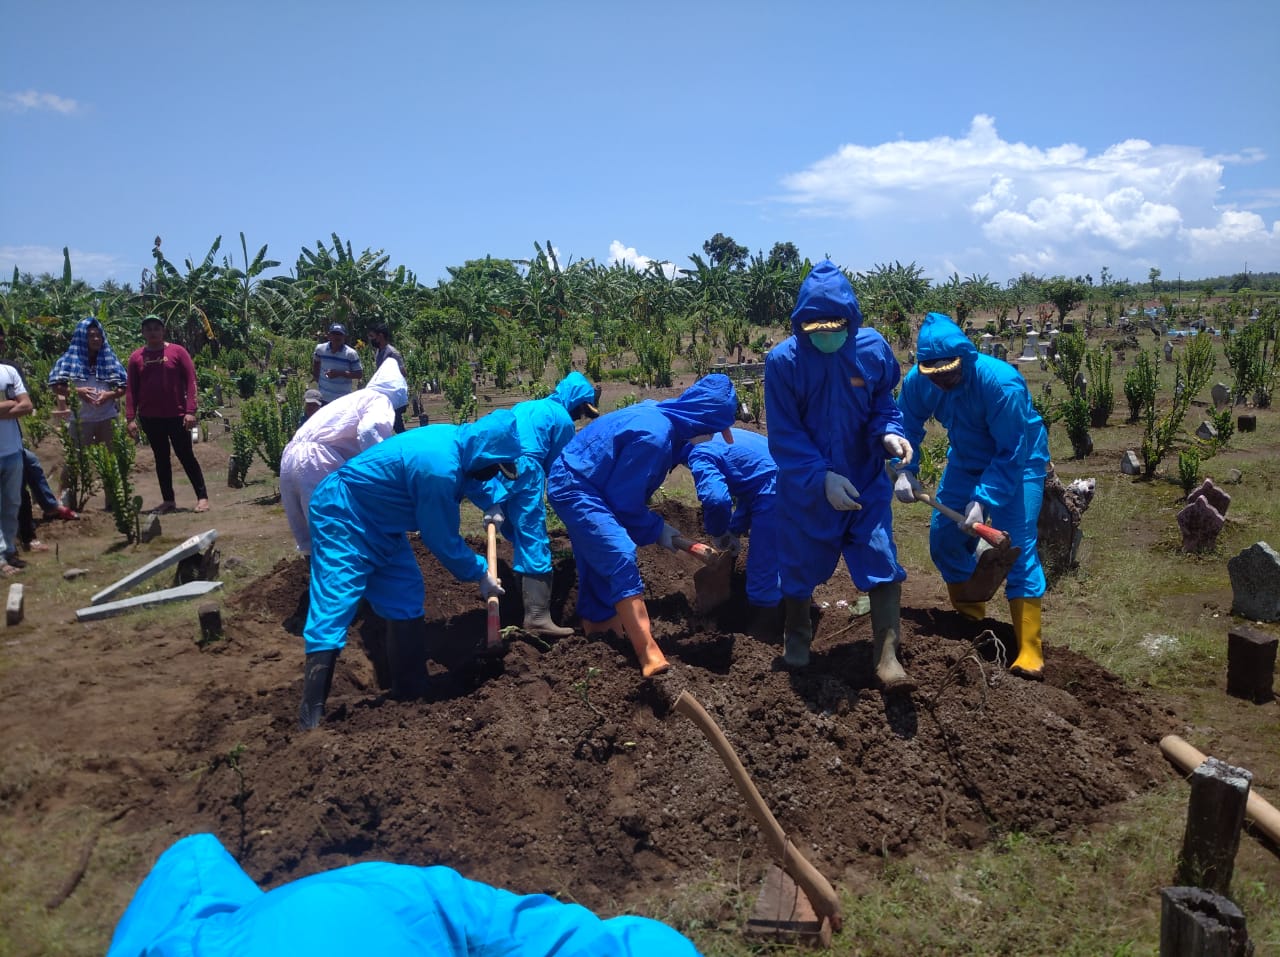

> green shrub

[
  {"left": 1085, "top": 346, "right": 1114, "bottom": 427},
  {"left": 230, "top": 425, "right": 254, "bottom": 487},
  {"left": 1177, "top": 448, "right": 1201, "bottom": 494},
  {"left": 236, "top": 369, "right": 259, "bottom": 400},
  {"left": 56, "top": 397, "right": 100, "bottom": 511},
  {"left": 1123, "top": 350, "right": 1157, "bottom": 424},
  {"left": 89, "top": 420, "right": 141, "bottom": 543}
]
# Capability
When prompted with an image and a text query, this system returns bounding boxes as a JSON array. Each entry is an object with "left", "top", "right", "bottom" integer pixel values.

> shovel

[
  {"left": 481, "top": 519, "right": 504, "bottom": 656},
  {"left": 887, "top": 461, "right": 1022, "bottom": 603},
  {"left": 671, "top": 534, "right": 734, "bottom": 613}
]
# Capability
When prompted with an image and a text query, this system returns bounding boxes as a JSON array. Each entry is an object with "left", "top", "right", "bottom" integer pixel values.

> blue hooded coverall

[
  {"left": 546, "top": 374, "right": 737, "bottom": 624},
  {"left": 763, "top": 260, "right": 909, "bottom": 597},
  {"left": 679, "top": 427, "right": 780, "bottom": 607},
  {"left": 897, "top": 312, "right": 1049, "bottom": 598},
  {"left": 303, "top": 410, "right": 519, "bottom": 655},
  {"left": 107, "top": 833, "right": 701, "bottom": 957},
  {"left": 497, "top": 372, "right": 598, "bottom": 576}
]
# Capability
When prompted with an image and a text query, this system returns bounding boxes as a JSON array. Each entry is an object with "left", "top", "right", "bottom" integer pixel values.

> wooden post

[
  {"left": 1159, "top": 887, "right": 1251, "bottom": 957},
  {"left": 227, "top": 455, "right": 243, "bottom": 489},
  {"left": 1176, "top": 757, "right": 1251, "bottom": 893},
  {"left": 1226, "top": 625, "right": 1276, "bottom": 703},
  {"left": 198, "top": 603, "right": 223, "bottom": 645}
]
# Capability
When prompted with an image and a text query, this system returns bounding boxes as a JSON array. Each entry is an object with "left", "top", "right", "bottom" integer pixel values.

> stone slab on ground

[
  {"left": 91, "top": 530, "right": 218, "bottom": 605},
  {"left": 6, "top": 583, "right": 23, "bottom": 626},
  {"left": 77, "top": 580, "right": 224, "bottom": 622}
]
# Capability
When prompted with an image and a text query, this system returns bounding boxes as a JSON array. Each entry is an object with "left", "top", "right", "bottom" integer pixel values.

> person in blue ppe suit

[
  {"left": 763, "top": 260, "right": 916, "bottom": 691},
  {"left": 299, "top": 410, "right": 521, "bottom": 729},
  {"left": 107, "top": 833, "right": 701, "bottom": 957},
  {"left": 678, "top": 427, "right": 781, "bottom": 628},
  {"left": 482, "top": 371, "right": 601, "bottom": 639},
  {"left": 547, "top": 374, "right": 737, "bottom": 677},
  {"left": 895, "top": 312, "right": 1050, "bottom": 680}
]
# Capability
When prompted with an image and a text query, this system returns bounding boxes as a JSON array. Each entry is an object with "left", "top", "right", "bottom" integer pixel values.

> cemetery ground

[{"left": 2, "top": 353, "right": 1279, "bottom": 956}]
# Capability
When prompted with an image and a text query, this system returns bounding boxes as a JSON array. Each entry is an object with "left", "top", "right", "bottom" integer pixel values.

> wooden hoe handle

[
  {"left": 485, "top": 522, "right": 501, "bottom": 651},
  {"left": 674, "top": 690, "right": 842, "bottom": 931},
  {"left": 1160, "top": 734, "right": 1280, "bottom": 845}
]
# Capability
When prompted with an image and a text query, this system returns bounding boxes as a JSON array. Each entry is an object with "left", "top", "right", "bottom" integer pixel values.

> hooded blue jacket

[
  {"left": 897, "top": 312, "right": 1049, "bottom": 596},
  {"left": 500, "top": 372, "right": 598, "bottom": 575},
  {"left": 547, "top": 374, "right": 737, "bottom": 621},
  {"left": 679, "top": 427, "right": 781, "bottom": 606},
  {"left": 304, "top": 410, "right": 520, "bottom": 653},
  {"left": 763, "top": 260, "right": 907, "bottom": 594},
  {"left": 107, "top": 834, "right": 701, "bottom": 957}
]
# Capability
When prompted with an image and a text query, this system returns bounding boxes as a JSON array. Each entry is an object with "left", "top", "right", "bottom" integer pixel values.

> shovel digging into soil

[
  {"left": 480, "top": 518, "right": 505, "bottom": 657},
  {"left": 887, "top": 461, "right": 1021, "bottom": 603},
  {"left": 670, "top": 535, "right": 733, "bottom": 613}
]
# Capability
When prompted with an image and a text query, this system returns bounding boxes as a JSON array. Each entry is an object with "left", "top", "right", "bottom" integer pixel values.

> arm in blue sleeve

[
  {"left": 764, "top": 354, "right": 828, "bottom": 502},
  {"left": 609, "top": 435, "right": 668, "bottom": 546},
  {"left": 863, "top": 339, "right": 907, "bottom": 456},
  {"left": 417, "top": 475, "right": 487, "bottom": 582},
  {"left": 687, "top": 448, "right": 733, "bottom": 537}
]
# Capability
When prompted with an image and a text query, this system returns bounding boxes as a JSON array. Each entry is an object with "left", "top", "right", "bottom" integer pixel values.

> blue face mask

[{"left": 809, "top": 329, "right": 848, "bottom": 353}]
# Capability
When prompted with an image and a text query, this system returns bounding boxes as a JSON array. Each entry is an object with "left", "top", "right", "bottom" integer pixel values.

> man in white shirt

[{"left": 0, "top": 356, "right": 35, "bottom": 574}]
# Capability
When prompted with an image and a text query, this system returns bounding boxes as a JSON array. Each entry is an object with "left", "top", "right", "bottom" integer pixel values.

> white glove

[
  {"left": 824, "top": 471, "right": 861, "bottom": 511},
  {"left": 479, "top": 573, "right": 504, "bottom": 600},
  {"left": 882, "top": 434, "right": 913, "bottom": 466},
  {"left": 483, "top": 508, "right": 504, "bottom": 527},
  {"left": 893, "top": 471, "right": 924, "bottom": 504},
  {"left": 713, "top": 532, "right": 741, "bottom": 555},
  {"left": 960, "top": 500, "right": 984, "bottom": 530},
  {"left": 658, "top": 523, "right": 683, "bottom": 551}
]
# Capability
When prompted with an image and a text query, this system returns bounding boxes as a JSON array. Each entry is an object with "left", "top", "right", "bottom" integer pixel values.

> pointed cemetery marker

[
  {"left": 6, "top": 583, "right": 24, "bottom": 626},
  {"left": 76, "top": 580, "right": 224, "bottom": 622},
  {"left": 90, "top": 530, "right": 218, "bottom": 606}
]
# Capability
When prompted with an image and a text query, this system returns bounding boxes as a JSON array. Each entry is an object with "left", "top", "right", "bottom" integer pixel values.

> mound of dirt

[{"left": 185, "top": 499, "right": 1174, "bottom": 908}]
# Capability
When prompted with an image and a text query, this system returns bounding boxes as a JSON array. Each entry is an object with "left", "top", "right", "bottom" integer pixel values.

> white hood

[{"left": 367, "top": 356, "right": 408, "bottom": 409}]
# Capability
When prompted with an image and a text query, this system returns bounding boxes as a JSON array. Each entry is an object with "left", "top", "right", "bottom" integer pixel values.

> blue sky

[{"left": 3, "top": 1, "right": 1277, "bottom": 290}]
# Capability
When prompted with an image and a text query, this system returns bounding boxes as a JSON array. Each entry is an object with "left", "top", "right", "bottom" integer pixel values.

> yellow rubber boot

[
  {"left": 615, "top": 596, "right": 670, "bottom": 678},
  {"left": 946, "top": 583, "right": 986, "bottom": 622},
  {"left": 1008, "top": 597, "right": 1044, "bottom": 680}
]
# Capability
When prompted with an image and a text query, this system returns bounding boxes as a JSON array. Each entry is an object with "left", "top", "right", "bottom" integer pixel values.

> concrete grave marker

[
  {"left": 1121, "top": 450, "right": 1143, "bottom": 475},
  {"left": 91, "top": 530, "right": 218, "bottom": 605},
  {"left": 6, "top": 584, "right": 23, "bottom": 626},
  {"left": 1211, "top": 383, "right": 1231, "bottom": 409},
  {"left": 77, "top": 580, "right": 224, "bottom": 622}
]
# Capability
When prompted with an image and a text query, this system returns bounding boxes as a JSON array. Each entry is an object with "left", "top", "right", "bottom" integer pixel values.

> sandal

[
  {"left": 0, "top": 563, "right": 21, "bottom": 577},
  {"left": 193, "top": 499, "right": 210, "bottom": 513},
  {"left": 26, "top": 540, "right": 51, "bottom": 553}
]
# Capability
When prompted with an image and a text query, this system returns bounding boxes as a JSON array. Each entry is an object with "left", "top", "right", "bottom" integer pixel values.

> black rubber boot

[
  {"left": 782, "top": 596, "right": 813, "bottom": 668},
  {"left": 298, "top": 650, "right": 338, "bottom": 730},
  {"left": 282, "top": 585, "right": 310, "bottom": 636},
  {"left": 387, "top": 618, "right": 430, "bottom": 701},
  {"left": 521, "top": 572, "right": 574, "bottom": 639}
]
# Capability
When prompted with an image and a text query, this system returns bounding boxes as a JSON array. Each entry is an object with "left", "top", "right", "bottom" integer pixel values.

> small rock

[
  {"left": 1121, "top": 450, "right": 1142, "bottom": 475},
  {"left": 1195, "top": 420, "right": 1218, "bottom": 441},
  {"left": 1228, "top": 468, "right": 1243, "bottom": 484},
  {"left": 140, "top": 514, "right": 162, "bottom": 544},
  {"left": 62, "top": 568, "right": 89, "bottom": 581},
  {"left": 6, "top": 583, "right": 23, "bottom": 626}
]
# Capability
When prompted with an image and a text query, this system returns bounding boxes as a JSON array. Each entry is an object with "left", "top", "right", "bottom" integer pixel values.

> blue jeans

[{"left": 0, "top": 450, "right": 24, "bottom": 558}]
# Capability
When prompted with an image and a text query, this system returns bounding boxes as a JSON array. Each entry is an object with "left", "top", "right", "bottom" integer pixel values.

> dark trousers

[
  {"left": 393, "top": 405, "right": 407, "bottom": 434},
  {"left": 139, "top": 416, "right": 208, "bottom": 503},
  {"left": 19, "top": 448, "right": 58, "bottom": 546}
]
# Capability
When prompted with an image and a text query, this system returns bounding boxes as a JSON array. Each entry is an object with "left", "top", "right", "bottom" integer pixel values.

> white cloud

[
  {"left": 1, "top": 90, "right": 80, "bottom": 114},
  {"left": 0, "top": 245, "right": 134, "bottom": 284},
  {"left": 607, "top": 240, "right": 678, "bottom": 279},
  {"left": 780, "top": 115, "right": 1278, "bottom": 279}
]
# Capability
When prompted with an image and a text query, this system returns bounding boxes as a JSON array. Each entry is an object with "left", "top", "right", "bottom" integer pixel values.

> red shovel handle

[
  {"left": 971, "top": 522, "right": 1010, "bottom": 549},
  {"left": 671, "top": 535, "right": 721, "bottom": 566}
]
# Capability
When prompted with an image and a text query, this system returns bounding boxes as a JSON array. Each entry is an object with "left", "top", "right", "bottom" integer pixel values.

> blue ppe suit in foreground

[
  {"left": 679, "top": 427, "right": 780, "bottom": 606},
  {"left": 897, "top": 312, "right": 1049, "bottom": 598},
  {"left": 106, "top": 833, "right": 701, "bottom": 957},
  {"left": 499, "top": 372, "right": 598, "bottom": 575},
  {"left": 763, "top": 260, "right": 909, "bottom": 596},
  {"left": 546, "top": 374, "right": 737, "bottom": 623},
  {"left": 303, "top": 411, "right": 519, "bottom": 654}
]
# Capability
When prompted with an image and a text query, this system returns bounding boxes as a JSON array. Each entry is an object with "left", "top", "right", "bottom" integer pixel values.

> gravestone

[
  {"left": 1037, "top": 472, "right": 1095, "bottom": 585},
  {"left": 140, "top": 513, "right": 162, "bottom": 544},
  {"left": 1121, "top": 450, "right": 1143, "bottom": 475},
  {"left": 1238, "top": 414, "right": 1256, "bottom": 433},
  {"left": 1211, "top": 383, "right": 1231, "bottom": 409},
  {"left": 1176, "top": 496, "right": 1225, "bottom": 553},
  {"left": 1164, "top": 340, "right": 1174, "bottom": 362},
  {"left": 992, "top": 342, "right": 1007, "bottom": 360},
  {"left": 1227, "top": 468, "right": 1243, "bottom": 484},
  {"left": 1020, "top": 332, "right": 1039, "bottom": 361},
  {"left": 1226, "top": 625, "right": 1276, "bottom": 703},
  {"left": 1227, "top": 542, "right": 1280, "bottom": 621},
  {"left": 1187, "top": 478, "right": 1230, "bottom": 517},
  {"left": 1196, "top": 421, "right": 1219, "bottom": 441}
]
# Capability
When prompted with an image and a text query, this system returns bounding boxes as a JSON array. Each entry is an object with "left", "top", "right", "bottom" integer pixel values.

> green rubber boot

[{"left": 782, "top": 596, "right": 813, "bottom": 668}]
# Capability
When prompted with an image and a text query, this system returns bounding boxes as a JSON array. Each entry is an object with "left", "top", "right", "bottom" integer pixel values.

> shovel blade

[
  {"left": 693, "top": 551, "right": 734, "bottom": 613},
  {"left": 950, "top": 543, "right": 1022, "bottom": 603}
]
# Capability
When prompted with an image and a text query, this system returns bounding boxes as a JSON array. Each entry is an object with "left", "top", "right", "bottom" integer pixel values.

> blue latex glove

[
  {"left": 824, "top": 471, "right": 861, "bottom": 511},
  {"left": 658, "top": 523, "right": 683, "bottom": 551},
  {"left": 893, "top": 471, "right": 924, "bottom": 504}
]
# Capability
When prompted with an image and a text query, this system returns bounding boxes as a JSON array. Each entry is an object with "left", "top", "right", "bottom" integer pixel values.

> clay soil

[{"left": 0, "top": 426, "right": 1187, "bottom": 952}]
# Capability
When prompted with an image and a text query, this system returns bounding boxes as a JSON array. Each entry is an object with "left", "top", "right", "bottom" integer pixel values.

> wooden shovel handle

[
  {"left": 674, "top": 691, "right": 842, "bottom": 930},
  {"left": 917, "top": 493, "right": 1011, "bottom": 548},
  {"left": 485, "top": 522, "right": 500, "bottom": 650}
]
